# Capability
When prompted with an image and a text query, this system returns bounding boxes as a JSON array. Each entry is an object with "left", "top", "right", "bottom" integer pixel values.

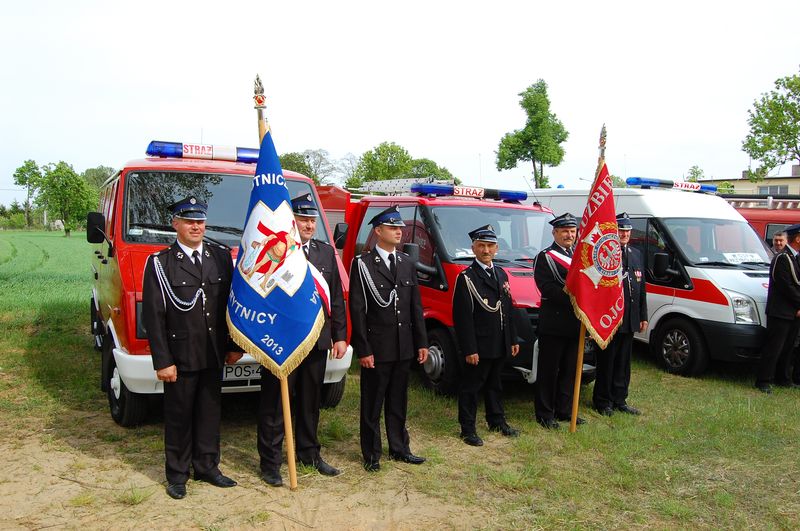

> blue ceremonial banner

[{"left": 226, "top": 127, "right": 324, "bottom": 379}]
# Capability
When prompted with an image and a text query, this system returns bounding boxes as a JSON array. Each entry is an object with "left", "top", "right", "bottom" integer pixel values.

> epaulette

[
  {"left": 152, "top": 248, "right": 169, "bottom": 257},
  {"left": 397, "top": 250, "right": 409, "bottom": 258}
]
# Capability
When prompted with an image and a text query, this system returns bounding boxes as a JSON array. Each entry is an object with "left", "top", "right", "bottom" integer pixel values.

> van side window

[{"left": 630, "top": 218, "right": 667, "bottom": 282}]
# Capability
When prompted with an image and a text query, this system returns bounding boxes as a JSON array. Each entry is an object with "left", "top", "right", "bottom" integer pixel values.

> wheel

[
  {"left": 420, "top": 328, "right": 459, "bottom": 395},
  {"left": 320, "top": 375, "right": 346, "bottom": 409},
  {"left": 104, "top": 335, "right": 148, "bottom": 427},
  {"left": 652, "top": 317, "right": 709, "bottom": 376},
  {"left": 90, "top": 297, "right": 103, "bottom": 351}
]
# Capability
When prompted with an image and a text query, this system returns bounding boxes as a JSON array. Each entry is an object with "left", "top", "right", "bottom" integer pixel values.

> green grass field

[{"left": 0, "top": 230, "right": 798, "bottom": 529}]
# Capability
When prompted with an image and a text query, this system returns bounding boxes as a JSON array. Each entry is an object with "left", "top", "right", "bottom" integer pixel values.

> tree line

[{"left": 5, "top": 68, "right": 798, "bottom": 233}]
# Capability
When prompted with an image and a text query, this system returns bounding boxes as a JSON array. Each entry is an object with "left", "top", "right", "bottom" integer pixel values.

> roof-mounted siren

[
  {"left": 146, "top": 141, "right": 259, "bottom": 164},
  {"left": 625, "top": 177, "right": 717, "bottom": 194},
  {"left": 410, "top": 183, "right": 528, "bottom": 202}
]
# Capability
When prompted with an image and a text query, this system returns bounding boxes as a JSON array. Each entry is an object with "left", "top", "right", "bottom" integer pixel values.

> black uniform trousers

[
  {"left": 775, "top": 321, "right": 800, "bottom": 384},
  {"left": 535, "top": 334, "right": 579, "bottom": 421},
  {"left": 457, "top": 355, "right": 505, "bottom": 435},
  {"left": 593, "top": 332, "right": 633, "bottom": 409},
  {"left": 163, "top": 367, "right": 221, "bottom": 484},
  {"left": 360, "top": 359, "right": 411, "bottom": 462},
  {"left": 757, "top": 315, "right": 799, "bottom": 386},
  {"left": 257, "top": 348, "right": 327, "bottom": 473}
]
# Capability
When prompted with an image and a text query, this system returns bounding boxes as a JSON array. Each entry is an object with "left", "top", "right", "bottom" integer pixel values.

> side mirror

[
  {"left": 333, "top": 222, "right": 348, "bottom": 249},
  {"left": 653, "top": 252, "right": 680, "bottom": 278},
  {"left": 402, "top": 242, "right": 437, "bottom": 275},
  {"left": 86, "top": 212, "right": 114, "bottom": 257},
  {"left": 87, "top": 212, "right": 105, "bottom": 244}
]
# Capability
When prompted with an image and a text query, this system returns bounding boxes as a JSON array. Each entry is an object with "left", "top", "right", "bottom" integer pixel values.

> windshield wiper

[
  {"left": 740, "top": 261, "right": 771, "bottom": 267},
  {"left": 693, "top": 261, "right": 739, "bottom": 268},
  {"left": 205, "top": 225, "right": 243, "bottom": 236}
]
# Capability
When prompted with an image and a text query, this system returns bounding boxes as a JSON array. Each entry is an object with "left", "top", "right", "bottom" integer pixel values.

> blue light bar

[
  {"left": 626, "top": 177, "right": 717, "bottom": 193},
  {"left": 146, "top": 141, "right": 259, "bottom": 164},
  {"left": 410, "top": 183, "right": 528, "bottom": 202}
]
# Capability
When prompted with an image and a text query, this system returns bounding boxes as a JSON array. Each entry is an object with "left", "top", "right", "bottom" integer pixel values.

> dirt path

[{"left": 0, "top": 420, "right": 482, "bottom": 530}]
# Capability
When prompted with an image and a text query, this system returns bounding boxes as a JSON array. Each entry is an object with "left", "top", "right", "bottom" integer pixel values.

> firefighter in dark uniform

[
  {"left": 593, "top": 213, "right": 648, "bottom": 416},
  {"left": 452, "top": 225, "right": 520, "bottom": 446},
  {"left": 142, "top": 196, "right": 240, "bottom": 500},
  {"left": 533, "top": 213, "right": 584, "bottom": 429},
  {"left": 257, "top": 194, "right": 348, "bottom": 487},
  {"left": 348, "top": 205, "right": 429, "bottom": 471},
  {"left": 756, "top": 223, "right": 800, "bottom": 393}
]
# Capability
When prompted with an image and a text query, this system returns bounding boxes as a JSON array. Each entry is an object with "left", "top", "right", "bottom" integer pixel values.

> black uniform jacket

[
  {"left": 452, "top": 260, "right": 517, "bottom": 359},
  {"left": 348, "top": 248, "right": 427, "bottom": 362},
  {"left": 765, "top": 247, "right": 800, "bottom": 320},
  {"left": 619, "top": 245, "right": 648, "bottom": 333},
  {"left": 307, "top": 239, "right": 348, "bottom": 351},
  {"left": 534, "top": 242, "right": 580, "bottom": 337},
  {"left": 142, "top": 242, "right": 233, "bottom": 372}
]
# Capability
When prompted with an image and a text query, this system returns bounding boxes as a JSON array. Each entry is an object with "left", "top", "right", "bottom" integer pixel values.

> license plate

[{"left": 222, "top": 363, "right": 262, "bottom": 381}]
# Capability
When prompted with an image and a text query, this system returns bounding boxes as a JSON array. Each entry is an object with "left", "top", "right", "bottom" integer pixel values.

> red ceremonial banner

[{"left": 564, "top": 162, "right": 624, "bottom": 349}]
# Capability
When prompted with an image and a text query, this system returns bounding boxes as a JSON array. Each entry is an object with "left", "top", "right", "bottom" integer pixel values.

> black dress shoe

[
  {"left": 261, "top": 470, "right": 283, "bottom": 487},
  {"left": 389, "top": 452, "right": 426, "bottom": 464},
  {"left": 460, "top": 433, "right": 484, "bottom": 446},
  {"left": 615, "top": 404, "right": 641, "bottom": 415},
  {"left": 537, "top": 418, "right": 560, "bottom": 430},
  {"left": 557, "top": 415, "right": 587, "bottom": 425},
  {"left": 755, "top": 384, "right": 772, "bottom": 394},
  {"left": 301, "top": 458, "right": 341, "bottom": 477},
  {"left": 195, "top": 473, "right": 237, "bottom": 488},
  {"left": 166, "top": 483, "right": 186, "bottom": 499},
  {"left": 489, "top": 423, "right": 520, "bottom": 437},
  {"left": 596, "top": 406, "right": 615, "bottom": 416},
  {"left": 363, "top": 460, "right": 380, "bottom": 472}
]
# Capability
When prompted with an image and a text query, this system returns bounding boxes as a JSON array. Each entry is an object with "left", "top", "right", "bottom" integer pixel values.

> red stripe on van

[{"left": 646, "top": 278, "right": 728, "bottom": 306}]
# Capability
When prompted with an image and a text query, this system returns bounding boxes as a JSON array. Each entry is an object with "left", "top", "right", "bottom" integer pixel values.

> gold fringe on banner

[
  {"left": 226, "top": 307, "right": 324, "bottom": 380},
  {"left": 565, "top": 288, "right": 621, "bottom": 351}
]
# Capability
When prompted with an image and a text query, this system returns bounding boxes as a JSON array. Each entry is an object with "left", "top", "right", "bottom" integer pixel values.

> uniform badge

[
  {"left": 189, "top": 197, "right": 197, "bottom": 204},
  {"left": 204, "top": 249, "right": 210, "bottom": 258},
  {"left": 176, "top": 251, "right": 184, "bottom": 259},
  {"left": 634, "top": 270, "right": 642, "bottom": 282}
]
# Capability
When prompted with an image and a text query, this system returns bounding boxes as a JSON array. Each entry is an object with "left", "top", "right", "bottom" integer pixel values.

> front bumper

[{"left": 695, "top": 319, "right": 766, "bottom": 361}]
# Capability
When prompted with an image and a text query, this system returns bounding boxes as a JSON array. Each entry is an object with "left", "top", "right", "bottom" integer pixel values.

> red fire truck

[
  {"left": 722, "top": 194, "right": 800, "bottom": 248},
  {"left": 86, "top": 141, "right": 352, "bottom": 426},
  {"left": 335, "top": 180, "right": 596, "bottom": 394}
]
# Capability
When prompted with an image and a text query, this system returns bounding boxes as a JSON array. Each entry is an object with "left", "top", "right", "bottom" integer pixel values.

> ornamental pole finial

[
  {"left": 253, "top": 75, "right": 268, "bottom": 142},
  {"left": 598, "top": 124, "right": 607, "bottom": 160}
]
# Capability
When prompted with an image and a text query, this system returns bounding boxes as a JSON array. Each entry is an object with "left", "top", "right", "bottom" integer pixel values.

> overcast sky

[{"left": 1, "top": 0, "right": 798, "bottom": 206}]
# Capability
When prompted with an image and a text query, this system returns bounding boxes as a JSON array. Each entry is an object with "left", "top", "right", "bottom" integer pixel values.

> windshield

[
  {"left": 123, "top": 171, "right": 327, "bottom": 247},
  {"left": 430, "top": 205, "right": 553, "bottom": 262},
  {"left": 662, "top": 217, "right": 770, "bottom": 266}
]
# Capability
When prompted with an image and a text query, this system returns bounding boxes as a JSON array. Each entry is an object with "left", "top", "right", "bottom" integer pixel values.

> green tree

[
  {"left": 717, "top": 181, "right": 735, "bottom": 194},
  {"left": 338, "top": 153, "right": 360, "bottom": 186},
  {"left": 280, "top": 152, "right": 315, "bottom": 181},
  {"left": 0, "top": 204, "right": 7, "bottom": 218},
  {"left": 303, "top": 149, "right": 337, "bottom": 185},
  {"left": 82, "top": 165, "right": 116, "bottom": 190},
  {"left": 496, "top": 80, "right": 568, "bottom": 188},
  {"left": 409, "top": 158, "right": 455, "bottom": 182},
  {"left": 609, "top": 174, "right": 627, "bottom": 188},
  {"left": 742, "top": 68, "right": 800, "bottom": 180},
  {"left": 687, "top": 165, "right": 705, "bottom": 182},
  {"left": 12, "top": 159, "right": 41, "bottom": 228},
  {"left": 35, "top": 162, "right": 98, "bottom": 236},
  {"left": 354, "top": 142, "right": 414, "bottom": 182},
  {"left": 9, "top": 199, "right": 24, "bottom": 215}
]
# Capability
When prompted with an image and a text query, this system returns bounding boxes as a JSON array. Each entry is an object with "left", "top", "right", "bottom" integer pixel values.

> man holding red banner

[{"left": 533, "top": 213, "right": 582, "bottom": 429}]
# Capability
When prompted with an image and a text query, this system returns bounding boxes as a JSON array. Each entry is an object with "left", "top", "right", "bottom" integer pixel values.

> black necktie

[
  {"left": 388, "top": 253, "right": 396, "bottom": 277},
  {"left": 622, "top": 246, "right": 629, "bottom": 269},
  {"left": 566, "top": 247, "right": 573, "bottom": 257},
  {"left": 487, "top": 266, "right": 495, "bottom": 279},
  {"left": 192, "top": 250, "right": 202, "bottom": 277},
  {"left": 303, "top": 243, "right": 309, "bottom": 259}
]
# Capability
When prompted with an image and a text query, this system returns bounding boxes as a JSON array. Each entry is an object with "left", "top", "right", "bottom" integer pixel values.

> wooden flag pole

[
  {"left": 254, "top": 75, "right": 298, "bottom": 490},
  {"left": 569, "top": 323, "right": 587, "bottom": 433},
  {"left": 280, "top": 377, "right": 299, "bottom": 490}
]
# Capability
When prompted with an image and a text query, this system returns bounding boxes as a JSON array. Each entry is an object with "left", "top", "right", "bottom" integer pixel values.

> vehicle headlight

[{"left": 724, "top": 289, "right": 759, "bottom": 325}]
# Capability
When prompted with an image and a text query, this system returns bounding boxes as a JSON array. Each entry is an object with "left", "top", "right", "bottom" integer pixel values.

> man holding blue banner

[
  {"left": 227, "top": 78, "right": 329, "bottom": 490},
  {"left": 257, "top": 194, "right": 348, "bottom": 487},
  {"left": 349, "top": 206, "right": 429, "bottom": 472}
]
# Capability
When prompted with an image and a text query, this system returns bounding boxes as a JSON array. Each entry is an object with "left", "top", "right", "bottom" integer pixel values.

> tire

[
  {"left": 420, "top": 328, "right": 459, "bottom": 395},
  {"left": 653, "top": 317, "right": 709, "bottom": 376},
  {"left": 105, "top": 335, "right": 148, "bottom": 427},
  {"left": 90, "top": 297, "right": 103, "bottom": 351},
  {"left": 320, "top": 375, "right": 346, "bottom": 409}
]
